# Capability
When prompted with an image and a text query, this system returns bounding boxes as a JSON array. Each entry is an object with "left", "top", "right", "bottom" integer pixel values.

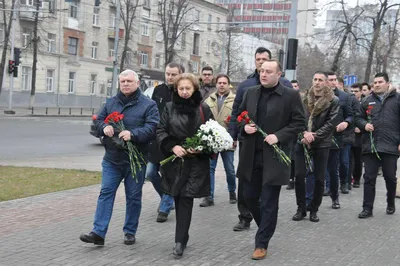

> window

[
  {"left": 68, "top": 37, "right": 78, "bottom": 55},
  {"left": 216, "top": 17, "right": 220, "bottom": 31},
  {"left": 142, "top": 8, "right": 150, "bottom": 18},
  {"left": 125, "top": 51, "right": 132, "bottom": 65},
  {"left": 208, "top": 14, "right": 212, "bottom": 30},
  {"left": 109, "top": 49, "right": 114, "bottom": 58},
  {"left": 90, "top": 74, "right": 97, "bottom": 95},
  {"left": 22, "top": 28, "right": 32, "bottom": 48},
  {"left": 144, "top": 0, "right": 150, "bottom": 9},
  {"left": 0, "top": 24, "right": 4, "bottom": 44},
  {"left": 68, "top": 72, "right": 76, "bottom": 93},
  {"left": 48, "top": 0, "right": 56, "bottom": 13},
  {"left": 91, "top": 42, "right": 98, "bottom": 59},
  {"left": 21, "top": 67, "right": 31, "bottom": 91},
  {"left": 206, "top": 40, "right": 211, "bottom": 53},
  {"left": 181, "top": 32, "right": 186, "bottom": 48},
  {"left": 193, "top": 33, "right": 200, "bottom": 55},
  {"left": 196, "top": 10, "right": 200, "bottom": 21},
  {"left": 140, "top": 52, "right": 148, "bottom": 66},
  {"left": 47, "top": 33, "right": 56, "bottom": 53},
  {"left": 20, "top": 0, "right": 34, "bottom": 6},
  {"left": 46, "top": 70, "right": 54, "bottom": 92},
  {"left": 70, "top": 1, "right": 79, "bottom": 19},
  {"left": 158, "top": 1, "right": 162, "bottom": 14},
  {"left": 93, "top": 8, "right": 99, "bottom": 26},
  {"left": 141, "top": 23, "right": 149, "bottom": 36},
  {"left": 109, "top": 13, "right": 116, "bottom": 28},
  {"left": 155, "top": 54, "right": 161, "bottom": 69},
  {"left": 191, "top": 61, "right": 198, "bottom": 73}
]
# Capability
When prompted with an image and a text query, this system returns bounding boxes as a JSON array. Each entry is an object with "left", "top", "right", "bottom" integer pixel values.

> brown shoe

[{"left": 252, "top": 248, "right": 267, "bottom": 260}]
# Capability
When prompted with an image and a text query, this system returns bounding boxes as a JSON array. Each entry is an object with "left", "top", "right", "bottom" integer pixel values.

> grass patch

[{"left": 0, "top": 166, "right": 101, "bottom": 201}]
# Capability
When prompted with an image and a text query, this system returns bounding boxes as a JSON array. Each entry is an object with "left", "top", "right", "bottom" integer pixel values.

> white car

[{"left": 143, "top": 87, "right": 154, "bottom": 98}]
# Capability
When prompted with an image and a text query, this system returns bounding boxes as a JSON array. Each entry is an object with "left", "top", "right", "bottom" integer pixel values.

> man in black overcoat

[{"left": 236, "top": 60, "right": 305, "bottom": 260}]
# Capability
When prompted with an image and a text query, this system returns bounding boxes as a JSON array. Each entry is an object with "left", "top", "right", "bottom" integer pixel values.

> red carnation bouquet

[
  {"left": 237, "top": 111, "right": 291, "bottom": 165},
  {"left": 224, "top": 115, "right": 231, "bottom": 126},
  {"left": 104, "top": 111, "right": 146, "bottom": 181},
  {"left": 366, "top": 106, "right": 380, "bottom": 160}
]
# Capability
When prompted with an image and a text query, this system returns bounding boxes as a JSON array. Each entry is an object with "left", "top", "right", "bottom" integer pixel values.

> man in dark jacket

[
  {"left": 80, "top": 69, "right": 159, "bottom": 246},
  {"left": 325, "top": 71, "right": 353, "bottom": 209},
  {"left": 148, "top": 62, "right": 184, "bottom": 223},
  {"left": 237, "top": 60, "right": 305, "bottom": 260},
  {"left": 199, "top": 66, "right": 216, "bottom": 101},
  {"left": 356, "top": 72, "right": 400, "bottom": 219},
  {"left": 293, "top": 71, "right": 339, "bottom": 222},
  {"left": 349, "top": 83, "right": 363, "bottom": 188},
  {"left": 229, "top": 46, "right": 293, "bottom": 232}
]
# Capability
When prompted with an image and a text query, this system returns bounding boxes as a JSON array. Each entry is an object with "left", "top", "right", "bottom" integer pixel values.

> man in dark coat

[
  {"left": 356, "top": 72, "right": 400, "bottom": 218},
  {"left": 199, "top": 66, "right": 216, "bottom": 102},
  {"left": 148, "top": 62, "right": 184, "bottom": 223},
  {"left": 229, "top": 47, "right": 293, "bottom": 232},
  {"left": 237, "top": 60, "right": 305, "bottom": 260},
  {"left": 325, "top": 71, "right": 353, "bottom": 209},
  {"left": 349, "top": 83, "right": 363, "bottom": 188}
]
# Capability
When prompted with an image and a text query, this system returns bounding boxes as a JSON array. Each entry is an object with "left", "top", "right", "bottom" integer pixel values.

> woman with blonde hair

[{"left": 157, "top": 73, "right": 214, "bottom": 258}]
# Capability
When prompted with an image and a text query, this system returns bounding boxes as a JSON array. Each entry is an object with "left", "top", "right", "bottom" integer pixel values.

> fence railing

[{"left": 29, "top": 107, "right": 98, "bottom": 116}]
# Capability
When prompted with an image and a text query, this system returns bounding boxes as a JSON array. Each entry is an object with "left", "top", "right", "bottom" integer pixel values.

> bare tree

[
  {"left": 0, "top": 0, "right": 15, "bottom": 96},
  {"left": 158, "top": 0, "right": 198, "bottom": 65},
  {"left": 297, "top": 43, "right": 326, "bottom": 90},
  {"left": 363, "top": 0, "right": 400, "bottom": 82},
  {"left": 29, "top": 0, "right": 40, "bottom": 108},
  {"left": 109, "top": 0, "right": 140, "bottom": 71}
]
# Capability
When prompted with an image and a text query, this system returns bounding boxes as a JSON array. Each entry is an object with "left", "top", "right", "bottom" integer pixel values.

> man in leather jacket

[{"left": 292, "top": 71, "right": 340, "bottom": 222}]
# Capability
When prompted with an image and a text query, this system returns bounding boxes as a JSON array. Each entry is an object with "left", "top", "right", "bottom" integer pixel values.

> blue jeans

[
  {"left": 145, "top": 162, "right": 174, "bottom": 214},
  {"left": 93, "top": 160, "right": 146, "bottom": 238},
  {"left": 339, "top": 144, "right": 352, "bottom": 187},
  {"left": 209, "top": 151, "right": 236, "bottom": 199}
]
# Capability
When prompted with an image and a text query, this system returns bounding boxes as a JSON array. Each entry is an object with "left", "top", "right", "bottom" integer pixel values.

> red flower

[
  {"left": 237, "top": 116, "right": 243, "bottom": 123},
  {"left": 239, "top": 111, "right": 249, "bottom": 118},
  {"left": 366, "top": 105, "right": 374, "bottom": 116},
  {"left": 105, "top": 112, "right": 124, "bottom": 124},
  {"left": 226, "top": 115, "right": 231, "bottom": 122},
  {"left": 245, "top": 118, "right": 251, "bottom": 124}
]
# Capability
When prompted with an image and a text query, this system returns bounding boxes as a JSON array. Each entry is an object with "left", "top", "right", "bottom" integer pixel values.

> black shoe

[
  {"left": 309, "top": 212, "right": 320, "bottom": 222},
  {"left": 79, "top": 232, "right": 104, "bottom": 245},
  {"left": 199, "top": 197, "right": 214, "bottom": 207},
  {"left": 292, "top": 210, "right": 306, "bottom": 221},
  {"left": 124, "top": 233, "right": 136, "bottom": 245},
  {"left": 323, "top": 189, "right": 330, "bottom": 196},
  {"left": 387, "top": 205, "right": 396, "bottom": 215},
  {"left": 229, "top": 192, "right": 237, "bottom": 204},
  {"left": 156, "top": 212, "right": 168, "bottom": 223},
  {"left": 286, "top": 181, "right": 294, "bottom": 190},
  {"left": 233, "top": 220, "right": 250, "bottom": 231},
  {"left": 358, "top": 209, "right": 373, "bottom": 219},
  {"left": 332, "top": 200, "right": 340, "bottom": 209},
  {"left": 173, "top": 242, "right": 185, "bottom": 258},
  {"left": 340, "top": 184, "right": 349, "bottom": 194},
  {"left": 353, "top": 180, "right": 360, "bottom": 188}
]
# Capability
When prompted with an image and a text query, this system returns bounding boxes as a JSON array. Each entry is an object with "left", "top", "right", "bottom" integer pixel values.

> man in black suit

[{"left": 236, "top": 60, "right": 305, "bottom": 260}]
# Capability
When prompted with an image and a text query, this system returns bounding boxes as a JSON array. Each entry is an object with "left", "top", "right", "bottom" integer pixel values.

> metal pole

[
  {"left": 285, "top": 0, "right": 298, "bottom": 81},
  {"left": 221, "top": 31, "right": 226, "bottom": 73},
  {"left": 110, "top": 0, "right": 121, "bottom": 97},
  {"left": 6, "top": 2, "right": 16, "bottom": 114}
]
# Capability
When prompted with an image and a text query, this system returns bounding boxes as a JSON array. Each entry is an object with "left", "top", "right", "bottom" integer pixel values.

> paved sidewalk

[{"left": 0, "top": 161, "right": 399, "bottom": 266}]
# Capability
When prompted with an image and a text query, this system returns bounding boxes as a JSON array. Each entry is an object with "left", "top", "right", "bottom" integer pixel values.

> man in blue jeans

[
  {"left": 80, "top": 69, "right": 159, "bottom": 246},
  {"left": 148, "top": 63, "right": 184, "bottom": 222},
  {"left": 201, "top": 74, "right": 237, "bottom": 207}
]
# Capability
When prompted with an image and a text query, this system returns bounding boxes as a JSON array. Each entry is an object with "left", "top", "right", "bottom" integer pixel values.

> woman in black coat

[{"left": 157, "top": 73, "right": 214, "bottom": 258}]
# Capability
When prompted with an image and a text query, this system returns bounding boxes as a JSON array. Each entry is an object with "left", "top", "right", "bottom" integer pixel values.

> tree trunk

[
  {"left": 0, "top": 0, "right": 15, "bottom": 96},
  {"left": 331, "top": 26, "right": 350, "bottom": 73},
  {"left": 119, "top": 33, "right": 129, "bottom": 71},
  {"left": 29, "top": 1, "right": 40, "bottom": 108}
]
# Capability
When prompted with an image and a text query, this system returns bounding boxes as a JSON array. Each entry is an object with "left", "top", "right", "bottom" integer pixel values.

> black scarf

[
  {"left": 172, "top": 90, "right": 202, "bottom": 114},
  {"left": 117, "top": 90, "right": 139, "bottom": 106}
]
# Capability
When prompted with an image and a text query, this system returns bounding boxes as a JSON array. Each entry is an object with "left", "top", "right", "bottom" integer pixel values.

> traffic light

[
  {"left": 286, "top": 38, "right": 298, "bottom": 70},
  {"left": 8, "top": 60, "right": 15, "bottom": 74},
  {"left": 14, "top": 48, "right": 21, "bottom": 66},
  {"left": 95, "top": 0, "right": 101, "bottom": 6}
]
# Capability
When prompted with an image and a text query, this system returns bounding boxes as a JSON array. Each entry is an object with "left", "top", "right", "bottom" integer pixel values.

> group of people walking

[{"left": 79, "top": 46, "right": 399, "bottom": 261}]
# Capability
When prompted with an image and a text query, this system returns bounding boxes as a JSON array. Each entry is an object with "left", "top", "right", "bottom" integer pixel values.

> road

[{"left": 0, "top": 116, "right": 104, "bottom": 171}]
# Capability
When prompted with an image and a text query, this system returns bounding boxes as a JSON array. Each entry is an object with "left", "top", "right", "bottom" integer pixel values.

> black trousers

[
  {"left": 290, "top": 159, "right": 295, "bottom": 181},
  {"left": 362, "top": 153, "right": 398, "bottom": 212},
  {"left": 237, "top": 141, "right": 253, "bottom": 223},
  {"left": 294, "top": 145, "right": 330, "bottom": 212},
  {"left": 174, "top": 196, "right": 193, "bottom": 244},
  {"left": 243, "top": 155, "right": 281, "bottom": 249},
  {"left": 351, "top": 146, "right": 363, "bottom": 182}
]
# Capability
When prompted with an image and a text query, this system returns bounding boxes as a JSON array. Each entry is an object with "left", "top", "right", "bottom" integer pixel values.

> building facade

[{"left": 0, "top": 0, "right": 228, "bottom": 108}]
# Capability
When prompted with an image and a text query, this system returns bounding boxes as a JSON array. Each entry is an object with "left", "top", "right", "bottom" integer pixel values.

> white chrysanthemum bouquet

[{"left": 160, "top": 119, "right": 234, "bottom": 166}]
